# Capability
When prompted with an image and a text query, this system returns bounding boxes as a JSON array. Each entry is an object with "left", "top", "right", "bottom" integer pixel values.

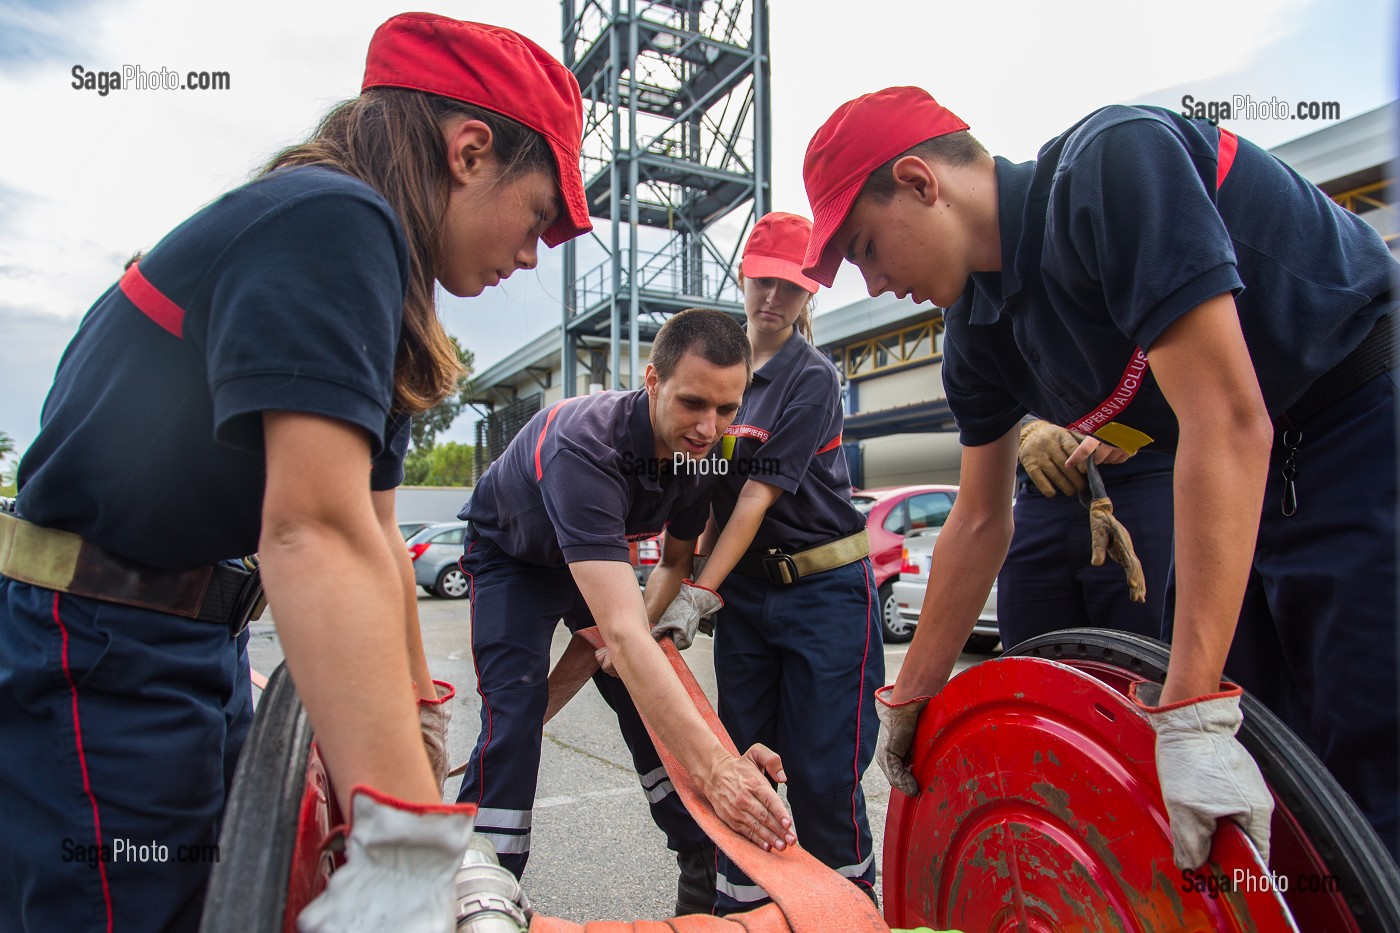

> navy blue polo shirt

[
  {"left": 709, "top": 330, "right": 864, "bottom": 551},
  {"left": 943, "top": 105, "right": 1398, "bottom": 451},
  {"left": 17, "top": 166, "right": 412, "bottom": 570},
  {"left": 464, "top": 388, "right": 717, "bottom": 566}
]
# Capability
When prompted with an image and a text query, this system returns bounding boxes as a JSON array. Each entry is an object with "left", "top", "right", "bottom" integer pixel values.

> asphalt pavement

[{"left": 244, "top": 591, "right": 990, "bottom": 923}]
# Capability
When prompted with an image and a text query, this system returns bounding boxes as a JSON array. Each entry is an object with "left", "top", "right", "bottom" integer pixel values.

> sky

[{"left": 0, "top": 0, "right": 1395, "bottom": 459}]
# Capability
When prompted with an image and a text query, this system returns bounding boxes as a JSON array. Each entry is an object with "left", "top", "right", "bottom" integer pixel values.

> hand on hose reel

[
  {"left": 297, "top": 786, "right": 476, "bottom": 933},
  {"left": 874, "top": 685, "right": 931, "bottom": 797},
  {"left": 1131, "top": 681, "right": 1274, "bottom": 871},
  {"left": 418, "top": 681, "right": 455, "bottom": 794}
]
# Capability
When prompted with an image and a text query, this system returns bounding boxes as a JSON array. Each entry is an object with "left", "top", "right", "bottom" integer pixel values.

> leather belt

[
  {"left": 733, "top": 528, "right": 870, "bottom": 586},
  {"left": 0, "top": 510, "right": 263, "bottom": 636}
]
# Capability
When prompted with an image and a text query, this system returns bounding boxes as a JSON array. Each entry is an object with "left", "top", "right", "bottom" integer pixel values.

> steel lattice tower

[{"left": 560, "top": 0, "right": 771, "bottom": 393}]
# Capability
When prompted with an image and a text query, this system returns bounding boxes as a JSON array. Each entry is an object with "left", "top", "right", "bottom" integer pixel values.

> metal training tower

[{"left": 560, "top": 0, "right": 771, "bottom": 394}]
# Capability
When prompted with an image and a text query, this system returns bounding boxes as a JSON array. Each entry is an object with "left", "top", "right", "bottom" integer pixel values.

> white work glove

[
  {"left": 419, "top": 681, "right": 455, "bottom": 795},
  {"left": 1130, "top": 681, "right": 1273, "bottom": 870},
  {"left": 650, "top": 580, "right": 723, "bottom": 650},
  {"left": 874, "top": 685, "right": 930, "bottom": 797},
  {"left": 298, "top": 786, "right": 476, "bottom": 933}
]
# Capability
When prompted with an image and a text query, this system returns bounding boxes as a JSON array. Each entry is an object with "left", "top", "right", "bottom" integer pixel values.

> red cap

[
  {"left": 362, "top": 12, "right": 591, "bottom": 248},
  {"left": 741, "top": 212, "right": 819, "bottom": 294},
  {"left": 801, "top": 87, "right": 968, "bottom": 287}
]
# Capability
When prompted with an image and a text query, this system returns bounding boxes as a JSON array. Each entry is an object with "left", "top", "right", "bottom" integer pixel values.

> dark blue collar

[
  {"left": 753, "top": 328, "right": 808, "bottom": 383},
  {"left": 967, "top": 157, "right": 1039, "bottom": 325}
]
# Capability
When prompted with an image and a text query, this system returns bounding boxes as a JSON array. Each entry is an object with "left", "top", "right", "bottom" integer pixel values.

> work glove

[
  {"left": 651, "top": 580, "right": 723, "bottom": 650},
  {"left": 690, "top": 555, "right": 715, "bottom": 638},
  {"left": 1018, "top": 420, "right": 1086, "bottom": 497},
  {"left": 874, "top": 685, "right": 930, "bottom": 797},
  {"left": 297, "top": 786, "right": 476, "bottom": 933},
  {"left": 1130, "top": 681, "right": 1273, "bottom": 870},
  {"left": 419, "top": 681, "right": 455, "bottom": 795},
  {"left": 1088, "top": 497, "right": 1146, "bottom": 603}
]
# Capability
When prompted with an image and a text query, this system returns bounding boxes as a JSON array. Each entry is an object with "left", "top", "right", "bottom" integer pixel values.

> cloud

[
  {"left": 0, "top": 304, "right": 83, "bottom": 454},
  {"left": 0, "top": 0, "right": 106, "bottom": 69},
  {"left": 0, "top": 0, "right": 1394, "bottom": 448}
]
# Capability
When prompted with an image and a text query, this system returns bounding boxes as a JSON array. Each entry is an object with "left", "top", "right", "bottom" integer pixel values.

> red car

[{"left": 851, "top": 484, "right": 959, "bottom": 643}]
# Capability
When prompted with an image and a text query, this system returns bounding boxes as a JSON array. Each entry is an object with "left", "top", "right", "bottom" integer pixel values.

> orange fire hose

[{"left": 526, "top": 628, "right": 889, "bottom": 933}]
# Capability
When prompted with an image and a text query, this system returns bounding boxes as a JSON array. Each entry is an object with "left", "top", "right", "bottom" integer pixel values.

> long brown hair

[{"left": 262, "top": 88, "right": 556, "bottom": 413}]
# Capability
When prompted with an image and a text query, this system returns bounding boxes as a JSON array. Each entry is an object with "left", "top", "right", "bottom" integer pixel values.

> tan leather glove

[
  {"left": 418, "top": 681, "right": 454, "bottom": 794},
  {"left": 1018, "top": 420, "right": 1086, "bottom": 497},
  {"left": 1088, "top": 497, "right": 1146, "bottom": 602}
]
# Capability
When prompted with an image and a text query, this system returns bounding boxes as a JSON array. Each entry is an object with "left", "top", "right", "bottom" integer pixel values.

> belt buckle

[
  {"left": 229, "top": 564, "right": 265, "bottom": 637},
  {"left": 761, "top": 552, "right": 798, "bottom": 586}
]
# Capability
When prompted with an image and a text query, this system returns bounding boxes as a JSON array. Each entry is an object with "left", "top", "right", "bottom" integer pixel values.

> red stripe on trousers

[{"left": 51, "top": 593, "right": 115, "bottom": 932}]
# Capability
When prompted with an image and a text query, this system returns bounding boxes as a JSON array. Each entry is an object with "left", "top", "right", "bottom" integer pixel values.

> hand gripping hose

[{"left": 526, "top": 627, "right": 889, "bottom": 933}]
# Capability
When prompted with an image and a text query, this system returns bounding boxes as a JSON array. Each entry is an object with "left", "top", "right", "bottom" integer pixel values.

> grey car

[
  {"left": 407, "top": 521, "right": 472, "bottom": 599},
  {"left": 891, "top": 528, "right": 1002, "bottom": 653}
]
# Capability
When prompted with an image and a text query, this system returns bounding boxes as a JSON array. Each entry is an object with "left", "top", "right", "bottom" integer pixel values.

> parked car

[
  {"left": 407, "top": 521, "right": 472, "bottom": 599},
  {"left": 850, "top": 484, "right": 959, "bottom": 643},
  {"left": 397, "top": 519, "right": 437, "bottom": 541},
  {"left": 631, "top": 535, "right": 660, "bottom": 586},
  {"left": 891, "top": 528, "right": 1002, "bottom": 654}
]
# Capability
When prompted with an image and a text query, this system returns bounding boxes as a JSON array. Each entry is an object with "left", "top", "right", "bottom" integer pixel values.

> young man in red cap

[{"left": 801, "top": 86, "right": 1398, "bottom": 870}]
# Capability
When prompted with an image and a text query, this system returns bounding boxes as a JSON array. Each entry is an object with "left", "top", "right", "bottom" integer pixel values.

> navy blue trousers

[
  {"left": 0, "top": 580, "right": 252, "bottom": 933},
  {"left": 997, "top": 467, "right": 1175, "bottom": 649},
  {"left": 454, "top": 535, "right": 707, "bottom": 878},
  {"left": 1164, "top": 372, "right": 1399, "bottom": 862},
  {"left": 712, "top": 557, "right": 883, "bottom": 913}
]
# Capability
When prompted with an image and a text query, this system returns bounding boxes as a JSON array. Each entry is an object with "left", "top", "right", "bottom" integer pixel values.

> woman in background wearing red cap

[
  {"left": 653, "top": 212, "right": 883, "bottom": 913},
  {"left": 0, "top": 14, "right": 793, "bottom": 933}
]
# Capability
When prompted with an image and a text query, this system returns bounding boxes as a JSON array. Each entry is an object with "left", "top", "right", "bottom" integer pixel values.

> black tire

[
  {"left": 434, "top": 564, "right": 470, "bottom": 600},
  {"left": 1006, "top": 627, "right": 1400, "bottom": 933},
  {"left": 964, "top": 634, "right": 1001, "bottom": 655},
  {"left": 200, "top": 663, "right": 314, "bottom": 933},
  {"left": 879, "top": 580, "right": 913, "bottom": 643}
]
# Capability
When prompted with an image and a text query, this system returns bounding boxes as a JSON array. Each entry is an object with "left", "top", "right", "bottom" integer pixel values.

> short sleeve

[
  {"left": 753, "top": 368, "right": 842, "bottom": 495},
  {"left": 371, "top": 414, "right": 412, "bottom": 491},
  {"left": 1046, "top": 118, "right": 1243, "bottom": 351},
  {"left": 539, "top": 448, "right": 631, "bottom": 562},
  {"left": 941, "top": 305, "right": 1028, "bottom": 447},
  {"left": 203, "top": 186, "right": 408, "bottom": 455}
]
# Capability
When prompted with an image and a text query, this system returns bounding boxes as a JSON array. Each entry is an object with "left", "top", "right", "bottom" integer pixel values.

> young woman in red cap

[
  {"left": 799, "top": 85, "right": 1398, "bottom": 873},
  {"left": 0, "top": 14, "right": 789, "bottom": 933},
  {"left": 652, "top": 212, "right": 884, "bottom": 912}
]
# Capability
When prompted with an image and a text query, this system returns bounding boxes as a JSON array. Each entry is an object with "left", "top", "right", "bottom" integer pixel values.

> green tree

[
  {"left": 411, "top": 337, "right": 476, "bottom": 452},
  {"left": 0, "top": 431, "right": 16, "bottom": 496},
  {"left": 403, "top": 441, "right": 475, "bottom": 486}
]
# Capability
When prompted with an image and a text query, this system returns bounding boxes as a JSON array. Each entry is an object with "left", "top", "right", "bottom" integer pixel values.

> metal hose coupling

[{"left": 454, "top": 833, "right": 530, "bottom": 932}]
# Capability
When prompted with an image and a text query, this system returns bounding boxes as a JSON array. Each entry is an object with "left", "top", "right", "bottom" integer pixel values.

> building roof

[{"left": 1269, "top": 100, "right": 1396, "bottom": 192}]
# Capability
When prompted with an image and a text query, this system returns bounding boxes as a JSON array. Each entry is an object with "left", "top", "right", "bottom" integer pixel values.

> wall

[
  {"left": 396, "top": 486, "right": 474, "bottom": 523},
  {"left": 856, "top": 433, "right": 962, "bottom": 487}
]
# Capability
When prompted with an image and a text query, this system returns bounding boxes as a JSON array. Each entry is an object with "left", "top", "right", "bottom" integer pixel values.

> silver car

[
  {"left": 890, "top": 528, "right": 1002, "bottom": 653},
  {"left": 407, "top": 521, "right": 472, "bottom": 599}
]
